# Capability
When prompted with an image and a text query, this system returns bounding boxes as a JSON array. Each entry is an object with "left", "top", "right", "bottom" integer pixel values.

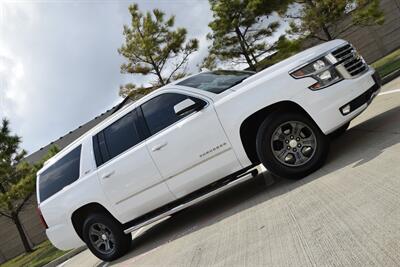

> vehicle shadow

[{"left": 105, "top": 105, "right": 400, "bottom": 266}]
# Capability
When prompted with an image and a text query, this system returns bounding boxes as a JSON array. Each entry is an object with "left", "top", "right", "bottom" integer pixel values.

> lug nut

[
  {"left": 293, "top": 148, "right": 297, "bottom": 152},
  {"left": 297, "top": 144, "right": 301, "bottom": 148},
  {"left": 290, "top": 136, "right": 294, "bottom": 139},
  {"left": 287, "top": 146, "right": 291, "bottom": 150},
  {"left": 296, "top": 138, "right": 300, "bottom": 141},
  {"left": 285, "top": 140, "right": 289, "bottom": 144}
]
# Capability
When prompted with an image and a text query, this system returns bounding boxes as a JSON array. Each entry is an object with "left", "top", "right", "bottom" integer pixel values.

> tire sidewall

[
  {"left": 83, "top": 213, "right": 131, "bottom": 262},
  {"left": 256, "top": 112, "right": 329, "bottom": 179}
]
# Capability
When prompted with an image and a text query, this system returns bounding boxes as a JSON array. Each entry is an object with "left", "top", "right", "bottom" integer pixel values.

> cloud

[
  {"left": 0, "top": 0, "right": 286, "bottom": 154},
  {"left": 0, "top": 1, "right": 127, "bottom": 153},
  {"left": 0, "top": 0, "right": 215, "bottom": 154}
]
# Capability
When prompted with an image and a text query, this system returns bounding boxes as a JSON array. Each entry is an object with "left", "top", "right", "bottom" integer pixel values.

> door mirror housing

[{"left": 174, "top": 98, "right": 205, "bottom": 116}]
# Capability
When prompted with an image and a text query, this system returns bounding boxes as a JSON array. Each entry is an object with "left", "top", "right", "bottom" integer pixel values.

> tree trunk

[
  {"left": 321, "top": 24, "right": 333, "bottom": 41},
  {"left": 148, "top": 56, "right": 165, "bottom": 86},
  {"left": 238, "top": 29, "right": 258, "bottom": 64},
  {"left": 305, "top": 0, "right": 333, "bottom": 41},
  {"left": 11, "top": 213, "right": 33, "bottom": 253},
  {"left": 235, "top": 27, "right": 257, "bottom": 71},
  {"left": 153, "top": 66, "right": 165, "bottom": 86}
]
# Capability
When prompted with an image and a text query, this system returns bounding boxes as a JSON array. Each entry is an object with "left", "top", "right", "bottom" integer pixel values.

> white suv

[{"left": 36, "top": 40, "right": 381, "bottom": 261}]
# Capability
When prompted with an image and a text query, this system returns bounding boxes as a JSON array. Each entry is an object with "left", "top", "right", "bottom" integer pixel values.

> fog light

[{"left": 341, "top": 104, "right": 351, "bottom": 115}]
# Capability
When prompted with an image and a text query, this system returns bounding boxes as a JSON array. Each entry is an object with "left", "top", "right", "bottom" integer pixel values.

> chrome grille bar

[{"left": 331, "top": 43, "right": 368, "bottom": 77}]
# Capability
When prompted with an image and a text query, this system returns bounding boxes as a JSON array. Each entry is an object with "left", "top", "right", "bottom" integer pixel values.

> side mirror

[{"left": 174, "top": 98, "right": 204, "bottom": 116}]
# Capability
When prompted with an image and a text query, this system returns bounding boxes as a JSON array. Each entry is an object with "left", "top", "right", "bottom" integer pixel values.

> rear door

[
  {"left": 93, "top": 109, "right": 176, "bottom": 222},
  {"left": 140, "top": 91, "right": 241, "bottom": 198}
]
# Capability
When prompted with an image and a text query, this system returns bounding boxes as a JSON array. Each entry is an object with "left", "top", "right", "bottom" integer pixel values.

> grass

[
  {"left": 372, "top": 48, "right": 400, "bottom": 77},
  {"left": 0, "top": 240, "right": 69, "bottom": 267}
]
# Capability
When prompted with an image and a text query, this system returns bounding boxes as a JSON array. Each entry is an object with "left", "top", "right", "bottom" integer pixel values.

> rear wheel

[
  {"left": 256, "top": 112, "right": 329, "bottom": 179},
  {"left": 82, "top": 213, "right": 131, "bottom": 262}
]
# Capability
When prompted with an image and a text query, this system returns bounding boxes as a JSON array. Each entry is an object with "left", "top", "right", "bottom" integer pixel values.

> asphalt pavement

[{"left": 61, "top": 77, "right": 400, "bottom": 267}]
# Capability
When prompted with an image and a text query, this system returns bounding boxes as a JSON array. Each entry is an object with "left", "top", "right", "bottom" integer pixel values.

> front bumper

[
  {"left": 339, "top": 72, "right": 381, "bottom": 115},
  {"left": 292, "top": 68, "right": 381, "bottom": 134}
]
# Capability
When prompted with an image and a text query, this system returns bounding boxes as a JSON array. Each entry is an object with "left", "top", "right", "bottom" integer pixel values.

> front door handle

[
  {"left": 102, "top": 170, "right": 115, "bottom": 179},
  {"left": 152, "top": 142, "right": 168, "bottom": 152}
]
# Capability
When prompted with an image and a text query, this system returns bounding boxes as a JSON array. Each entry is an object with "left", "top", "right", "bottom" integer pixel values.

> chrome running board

[{"left": 124, "top": 169, "right": 257, "bottom": 234}]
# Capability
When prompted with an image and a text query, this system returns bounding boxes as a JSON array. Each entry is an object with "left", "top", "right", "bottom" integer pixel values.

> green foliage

[
  {"left": 119, "top": 4, "right": 199, "bottom": 98},
  {"left": 0, "top": 240, "right": 68, "bottom": 267},
  {"left": 372, "top": 48, "right": 400, "bottom": 77},
  {"left": 0, "top": 140, "right": 59, "bottom": 217},
  {"left": 0, "top": 118, "right": 59, "bottom": 252},
  {"left": 207, "top": 0, "right": 291, "bottom": 71},
  {"left": 119, "top": 83, "right": 155, "bottom": 99},
  {"left": 199, "top": 54, "right": 218, "bottom": 71},
  {"left": 287, "top": 0, "right": 385, "bottom": 41},
  {"left": 256, "top": 36, "right": 303, "bottom": 70}
]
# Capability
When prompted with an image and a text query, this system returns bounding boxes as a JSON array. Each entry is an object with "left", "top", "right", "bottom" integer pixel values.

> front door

[{"left": 141, "top": 92, "right": 241, "bottom": 198}]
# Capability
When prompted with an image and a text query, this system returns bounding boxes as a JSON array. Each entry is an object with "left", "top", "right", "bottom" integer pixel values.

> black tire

[
  {"left": 329, "top": 122, "right": 350, "bottom": 139},
  {"left": 82, "top": 213, "right": 131, "bottom": 262},
  {"left": 256, "top": 111, "right": 329, "bottom": 179}
]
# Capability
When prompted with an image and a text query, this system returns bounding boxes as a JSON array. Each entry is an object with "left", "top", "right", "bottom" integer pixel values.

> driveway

[{"left": 61, "top": 77, "right": 400, "bottom": 267}]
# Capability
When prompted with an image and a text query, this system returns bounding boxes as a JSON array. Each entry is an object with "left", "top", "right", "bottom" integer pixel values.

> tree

[
  {"left": 255, "top": 35, "right": 303, "bottom": 70},
  {"left": 206, "top": 0, "right": 292, "bottom": 71},
  {"left": 118, "top": 4, "right": 199, "bottom": 98},
  {"left": 287, "top": 0, "right": 385, "bottom": 41},
  {"left": 119, "top": 83, "right": 154, "bottom": 99},
  {"left": 0, "top": 119, "right": 59, "bottom": 252},
  {"left": 199, "top": 54, "right": 218, "bottom": 71}
]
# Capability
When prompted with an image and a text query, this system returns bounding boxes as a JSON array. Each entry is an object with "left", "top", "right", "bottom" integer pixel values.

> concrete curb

[
  {"left": 43, "top": 246, "right": 86, "bottom": 267},
  {"left": 382, "top": 68, "right": 400, "bottom": 85}
]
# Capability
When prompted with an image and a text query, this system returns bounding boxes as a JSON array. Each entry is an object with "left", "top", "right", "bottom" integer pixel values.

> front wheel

[
  {"left": 256, "top": 112, "right": 329, "bottom": 179},
  {"left": 82, "top": 213, "right": 132, "bottom": 262}
]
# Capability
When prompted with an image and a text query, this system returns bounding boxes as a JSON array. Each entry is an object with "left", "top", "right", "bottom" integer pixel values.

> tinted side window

[
  {"left": 141, "top": 93, "right": 204, "bottom": 135},
  {"left": 93, "top": 111, "right": 142, "bottom": 166},
  {"left": 104, "top": 112, "right": 141, "bottom": 159},
  {"left": 39, "top": 146, "right": 81, "bottom": 202}
]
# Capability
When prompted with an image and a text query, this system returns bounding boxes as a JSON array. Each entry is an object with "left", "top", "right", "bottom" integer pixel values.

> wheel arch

[
  {"left": 239, "top": 101, "right": 317, "bottom": 165},
  {"left": 71, "top": 202, "right": 120, "bottom": 242}
]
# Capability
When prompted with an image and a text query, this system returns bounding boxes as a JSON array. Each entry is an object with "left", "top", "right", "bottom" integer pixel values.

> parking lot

[{"left": 62, "top": 77, "right": 400, "bottom": 267}]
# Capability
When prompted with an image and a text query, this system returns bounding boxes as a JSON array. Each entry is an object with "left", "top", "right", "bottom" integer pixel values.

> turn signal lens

[
  {"left": 292, "top": 70, "right": 305, "bottom": 78},
  {"left": 310, "top": 83, "right": 321, "bottom": 90}
]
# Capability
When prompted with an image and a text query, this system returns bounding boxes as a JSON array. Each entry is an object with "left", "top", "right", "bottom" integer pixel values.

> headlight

[{"left": 291, "top": 57, "right": 343, "bottom": 90}]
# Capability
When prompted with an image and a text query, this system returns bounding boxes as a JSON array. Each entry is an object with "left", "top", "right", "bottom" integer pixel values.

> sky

[{"left": 0, "top": 0, "right": 286, "bottom": 154}]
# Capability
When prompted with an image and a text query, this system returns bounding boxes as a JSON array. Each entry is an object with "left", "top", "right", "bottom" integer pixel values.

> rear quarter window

[{"left": 39, "top": 145, "right": 81, "bottom": 202}]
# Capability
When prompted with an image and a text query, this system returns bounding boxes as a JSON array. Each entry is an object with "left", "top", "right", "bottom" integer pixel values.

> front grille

[{"left": 332, "top": 44, "right": 368, "bottom": 77}]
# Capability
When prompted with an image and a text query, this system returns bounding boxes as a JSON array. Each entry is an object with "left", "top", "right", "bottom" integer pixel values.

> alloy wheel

[
  {"left": 270, "top": 121, "right": 317, "bottom": 167},
  {"left": 88, "top": 223, "right": 116, "bottom": 255}
]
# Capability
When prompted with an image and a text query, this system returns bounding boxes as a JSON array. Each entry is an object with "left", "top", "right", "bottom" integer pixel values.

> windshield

[{"left": 177, "top": 70, "right": 254, "bottom": 94}]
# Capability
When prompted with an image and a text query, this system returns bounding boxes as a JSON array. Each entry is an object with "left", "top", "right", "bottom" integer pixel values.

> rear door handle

[
  {"left": 101, "top": 171, "right": 115, "bottom": 179},
  {"left": 152, "top": 142, "right": 168, "bottom": 152}
]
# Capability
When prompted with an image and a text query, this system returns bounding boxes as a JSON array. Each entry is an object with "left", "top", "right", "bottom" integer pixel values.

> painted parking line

[
  {"left": 378, "top": 88, "right": 400, "bottom": 96},
  {"left": 57, "top": 258, "right": 71, "bottom": 267}
]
